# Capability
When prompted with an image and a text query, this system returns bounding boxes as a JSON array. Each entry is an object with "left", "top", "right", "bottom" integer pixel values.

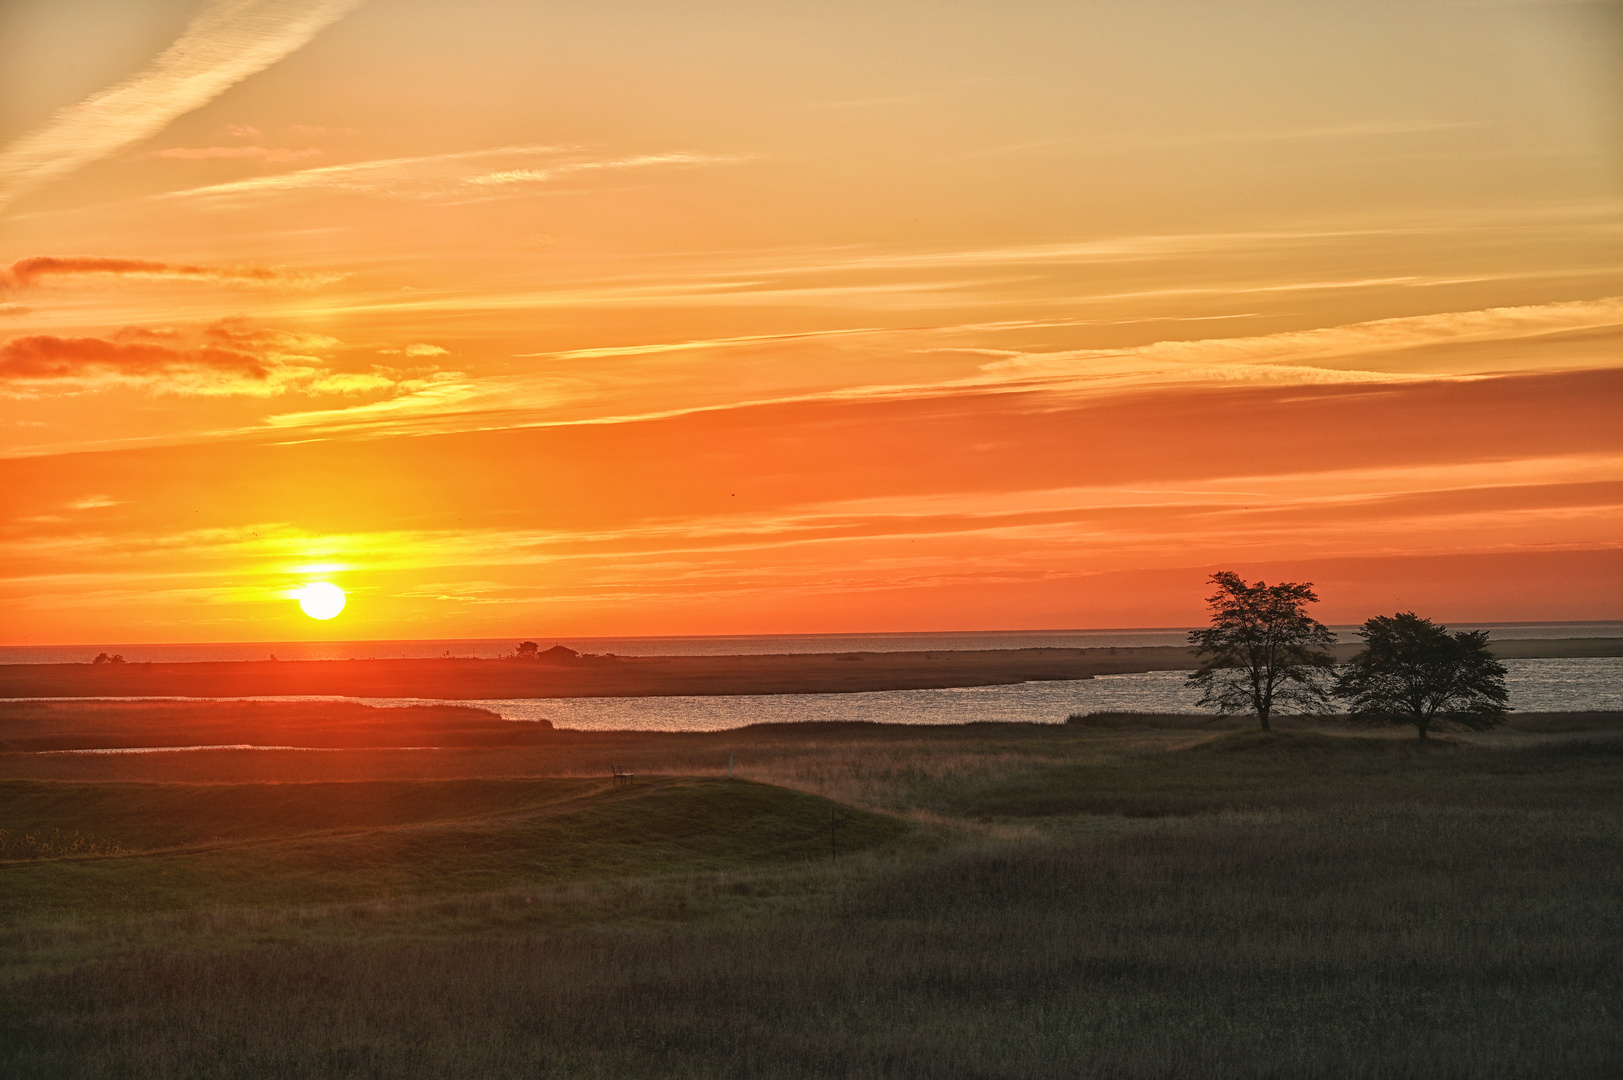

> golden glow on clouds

[{"left": 0, "top": 0, "right": 1619, "bottom": 640}]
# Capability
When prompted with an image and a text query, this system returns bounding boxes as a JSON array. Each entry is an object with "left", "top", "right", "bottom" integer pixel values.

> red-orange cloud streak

[
  {"left": 0, "top": 256, "right": 324, "bottom": 291},
  {"left": 0, "top": 334, "right": 266, "bottom": 383}
]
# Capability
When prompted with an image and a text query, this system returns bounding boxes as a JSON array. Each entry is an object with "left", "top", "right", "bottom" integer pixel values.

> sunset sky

[{"left": 2, "top": 0, "right": 1620, "bottom": 644}]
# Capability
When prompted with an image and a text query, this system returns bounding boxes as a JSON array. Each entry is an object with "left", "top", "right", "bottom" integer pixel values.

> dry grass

[
  {"left": 2, "top": 715, "right": 1621, "bottom": 1078},
  {"left": 5, "top": 804, "right": 1619, "bottom": 1079},
  {"left": 0, "top": 828, "right": 125, "bottom": 860}
]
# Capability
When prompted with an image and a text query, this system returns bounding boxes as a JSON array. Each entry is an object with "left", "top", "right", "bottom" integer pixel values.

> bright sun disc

[{"left": 296, "top": 582, "right": 346, "bottom": 620}]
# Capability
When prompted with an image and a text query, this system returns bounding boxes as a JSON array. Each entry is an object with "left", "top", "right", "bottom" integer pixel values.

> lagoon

[{"left": 354, "top": 656, "right": 1623, "bottom": 732}]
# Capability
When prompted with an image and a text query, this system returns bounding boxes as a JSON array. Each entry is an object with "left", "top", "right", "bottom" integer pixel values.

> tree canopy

[
  {"left": 1333, "top": 613, "right": 1509, "bottom": 739},
  {"left": 1186, "top": 571, "right": 1336, "bottom": 730}
]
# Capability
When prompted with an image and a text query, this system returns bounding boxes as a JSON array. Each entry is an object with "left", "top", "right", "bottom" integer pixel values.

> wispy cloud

[
  {"left": 0, "top": 254, "right": 338, "bottom": 290},
  {"left": 152, "top": 145, "right": 323, "bottom": 162},
  {"left": 784, "top": 454, "right": 1623, "bottom": 526},
  {"left": 510, "top": 316, "right": 1251, "bottom": 363},
  {"left": 156, "top": 145, "right": 555, "bottom": 198},
  {"left": 0, "top": 333, "right": 268, "bottom": 387},
  {"left": 66, "top": 495, "right": 122, "bottom": 511},
  {"left": 985, "top": 296, "right": 1623, "bottom": 381},
  {"left": 465, "top": 153, "right": 730, "bottom": 187},
  {"left": 0, "top": 0, "right": 367, "bottom": 210},
  {"left": 0, "top": 318, "right": 408, "bottom": 398},
  {"left": 515, "top": 327, "right": 892, "bottom": 362},
  {"left": 155, "top": 146, "right": 745, "bottom": 204},
  {"left": 251, "top": 295, "right": 1623, "bottom": 441}
]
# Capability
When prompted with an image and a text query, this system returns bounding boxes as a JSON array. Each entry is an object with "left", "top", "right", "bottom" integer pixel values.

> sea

[
  {"left": 5, "top": 622, "right": 1621, "bottom": 665},
  {"left": 4, "top": 624, "right": 1619, "bottom": 734}
]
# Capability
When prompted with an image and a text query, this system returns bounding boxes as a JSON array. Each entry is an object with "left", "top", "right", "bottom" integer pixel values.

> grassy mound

[
  {"left": 911, "top": 726, "right": 1621, "bottom": 820},
  {"left": 1181, "top": 729, "right": 1452, "bottom": 754},
  {"left": 0, "top": 777, "right": 912, "bottom": 921},
  {"left": 0, "top": 699, "right": 551, "bottom": 752},
  {"left": 1507, "top": 711, "right": 1623, "bottom": 733},
  {"left": 1064, "top": 711, "right": 1219, "bottom": 729}
]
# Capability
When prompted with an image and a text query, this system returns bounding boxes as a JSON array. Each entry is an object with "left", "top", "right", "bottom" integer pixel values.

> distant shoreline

[
  {"left": 2, "top": 639, "right": 1618, "bottom": 700},
  {"left": 6, "top": 622, "right": 1623, "bottom": 665}
]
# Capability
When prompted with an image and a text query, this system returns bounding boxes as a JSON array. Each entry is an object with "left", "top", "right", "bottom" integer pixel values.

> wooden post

[{"left": 728, "top": 753, "right": 734, "bottom": 779}]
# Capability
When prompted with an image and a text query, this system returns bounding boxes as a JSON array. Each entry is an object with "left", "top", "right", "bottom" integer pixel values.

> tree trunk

[
  {"left": 1258, "top": 708, "right": 1271, "bottom": 732},
  {"left": 1417, "top": 717, "right": 1429, "bottom": 740}
]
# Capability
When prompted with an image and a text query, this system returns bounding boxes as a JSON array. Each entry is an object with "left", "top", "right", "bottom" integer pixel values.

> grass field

[{"left": 2, "top": 707, "right": 1621, "bottom": 1078}]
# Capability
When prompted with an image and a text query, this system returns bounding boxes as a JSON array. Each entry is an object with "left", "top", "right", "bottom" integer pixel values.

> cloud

[
  {"left": 404, "top": 343, "right": 448, "bottom": 357},
  {"left": 984, "top": 297, "right": 1623, "bottom": 384},
  {"left": 1136, "top": 297, "right": 1623, "bottom": 368},
  {"left": 156, "top": 145, "right": 746, "bottom": 204},
  {"left": 0, "top": 318, "right": 389, "bottom": 398},
  {"left": 249, "top": 293, "right": 1623, "bottom": 444},
  {"left": 0, "top": 334, "right": 268, "bottom": 387},
  {"left": 465, "top": 153, "right": 732, "bottom": 187},
  {"left": 261, "top": 371, "right": 480, "bottom": 428},
  {"left": 153, "top": 145, "right": 323, "bottom": 162},
  {"left": 202, "top": 316, "right": 340, "bottom": 351},
  {"left": 515, "top": 326, "right": 893, "bottom": 362},
  {"left": 153, "top": 145, "right": 566, "bottom": 200},
  {"left": 0, "top": 0, "right": 367, "bottom": 210},
  {"left": 305, "top": 371, "right": 397, "bottom": 394},
  {"left": 0, "top": 255, "right": 336, "bottom": 290}
]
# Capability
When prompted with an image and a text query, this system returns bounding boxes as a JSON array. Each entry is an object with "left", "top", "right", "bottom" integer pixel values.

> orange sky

[{"left": 2, "top": 0, "right": 1620, "bottom": 643}]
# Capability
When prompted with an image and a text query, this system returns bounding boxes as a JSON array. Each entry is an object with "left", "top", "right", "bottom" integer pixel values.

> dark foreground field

[{"left": 3, "top": 707, "right": 1621, "bottom": 1078}]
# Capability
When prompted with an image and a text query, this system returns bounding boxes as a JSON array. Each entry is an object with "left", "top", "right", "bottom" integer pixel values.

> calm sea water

[
  {"left": 5, "top": 622, "right": 1621, "bottom": 665},
  {"left": 21, "top": 658, "right": 1620, "bottom": 736},
  {"left": 354, "top": 657, "right": 1622, "bottom": 731}
]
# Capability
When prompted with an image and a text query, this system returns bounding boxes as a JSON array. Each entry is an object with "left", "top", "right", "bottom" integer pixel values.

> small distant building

[{"left": 536, "top": 644, "right": 579, "bottom": 664}]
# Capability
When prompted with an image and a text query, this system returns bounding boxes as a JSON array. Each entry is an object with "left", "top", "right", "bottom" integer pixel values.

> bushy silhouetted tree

[
  {"left": 515, "top": 641, "right": 539, "bottom": 659},
  {"left": 1187, "top": 571, "right": 1336, "bottom": 730},
  {"left": 1334, "top": 612, "right": 1508, "bottom": 739}
]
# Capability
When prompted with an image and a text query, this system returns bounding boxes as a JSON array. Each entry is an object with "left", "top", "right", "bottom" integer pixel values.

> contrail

[{"left": 0, "top": 0, "right": 367, "bottom": 211}]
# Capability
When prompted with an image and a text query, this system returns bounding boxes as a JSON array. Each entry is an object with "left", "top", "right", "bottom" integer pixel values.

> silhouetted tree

[
  {"left": 1187, "top": 571, "right": 1336, "bottom": 730},
  {"left": 1333, "top": 612, "right": 1509, "bottom": 739},
  {"left": 515, "top": 641, "right": 539, "bottom": 659}
]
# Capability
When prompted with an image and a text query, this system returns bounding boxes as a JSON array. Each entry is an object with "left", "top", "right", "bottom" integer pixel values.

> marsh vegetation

[{"left": 2, "top": 707, "right": 1620, "bottom": 1078}]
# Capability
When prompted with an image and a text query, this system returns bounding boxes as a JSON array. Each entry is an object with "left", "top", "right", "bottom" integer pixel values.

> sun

[{"left": 295, "top": 582, "right": 346, "bottom": 620}]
